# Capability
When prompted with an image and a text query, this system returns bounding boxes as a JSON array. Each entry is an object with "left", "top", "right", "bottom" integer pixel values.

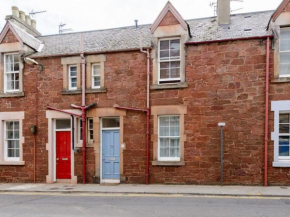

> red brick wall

[
  {"left": 1, "top": 29, "right": 19, "bottom": 43},
  {"left": 159, "top": 11, "right": 180, "bottom": 27},
  {"left": 1, "top": 35, "right": 289, "bottom": 185},
  {"left": 149, "top": 39, "right": 270, "bottom": 185}
]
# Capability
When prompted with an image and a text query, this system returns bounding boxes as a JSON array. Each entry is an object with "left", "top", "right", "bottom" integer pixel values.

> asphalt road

[{"left": 0, "top": 193, "right": 290, "bottom": 217}]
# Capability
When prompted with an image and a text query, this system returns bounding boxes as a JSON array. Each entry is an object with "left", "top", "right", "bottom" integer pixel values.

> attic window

[{"left": 244, "top": 29, "right": 252, "bottom": 32}]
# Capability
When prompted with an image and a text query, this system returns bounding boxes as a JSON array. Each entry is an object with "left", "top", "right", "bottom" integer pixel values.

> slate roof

[
  {"left": 32, "top": 10, "right": 274, "bottom": 57},
  {"left": 9, "top": 21, "right": 43, "bottom": 51}
]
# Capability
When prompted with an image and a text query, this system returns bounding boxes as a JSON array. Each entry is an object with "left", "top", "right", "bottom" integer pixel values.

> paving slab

[{"left": 0, "top": 183, "right": 290, "bottom": 197}]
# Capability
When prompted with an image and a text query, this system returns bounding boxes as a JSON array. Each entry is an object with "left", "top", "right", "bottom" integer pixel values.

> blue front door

[{"left": 102, "top": 130, "right": 120, "bottom": 180}]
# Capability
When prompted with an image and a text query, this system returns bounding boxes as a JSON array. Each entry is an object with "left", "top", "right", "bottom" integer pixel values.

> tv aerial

[
  {"left": 59, "top": 22, "right": 73, "bottom": 34},
  {"left": 29, "top": 10, "right": 47, "bottom": 18}
]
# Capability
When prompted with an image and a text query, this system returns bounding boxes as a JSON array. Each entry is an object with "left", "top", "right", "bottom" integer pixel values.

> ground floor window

[
  {"left": 5, "top": 121, "right": 20, "bottom": 161},
  {"left": 0, "top": 111, "right": 24, "bottom": 164},
  {"left": 158, "top": 116, "right": 180, "bottom": 161},
  {"left": 271, "top": 100, "right": 290, "bottom": 167}
]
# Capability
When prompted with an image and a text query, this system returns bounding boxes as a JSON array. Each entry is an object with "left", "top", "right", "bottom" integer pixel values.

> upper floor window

[
  {"left": 92, "top": 64, "right": 101, "bottom": 89},
  {"left": 68, "top": 65, "right": 77, "bottom": 90},
  {"left": 280, "top": 28, "right": 290, "bottom": 77},
  {"left": 4, "top": 54, "right": 20, "bottom": 93},
  {"left": 158, "top": 38, "right": 180, "bottom": 83}
]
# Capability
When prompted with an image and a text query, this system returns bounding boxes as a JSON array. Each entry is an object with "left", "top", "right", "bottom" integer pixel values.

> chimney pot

[
  {"left": 25, "top": 15, "right": 31, "bottom": 26},
  {"left": 217, "top": 0, "right": 231, "bottom": 25},
  {"left": 31, "top": 19, "right": 36, "bottom": 29},
  {"left": 19, "top": 11, "right": 25, "bottom": 22},
  {"left": 12, "top": 6, "right": 19, "bottom": 17}
]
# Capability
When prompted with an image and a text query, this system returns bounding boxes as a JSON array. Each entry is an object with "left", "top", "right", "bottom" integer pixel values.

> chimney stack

[
  {"left": 217, "top": 0, "right": 231, "bottom": 25},
  {"left": 12, "top": 6, "right": 19, "bottom": 17}
]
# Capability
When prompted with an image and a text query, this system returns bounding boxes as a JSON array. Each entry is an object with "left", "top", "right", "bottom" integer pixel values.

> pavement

[{"left": 0, "top": 183, "right": 290, "bottom": 197}]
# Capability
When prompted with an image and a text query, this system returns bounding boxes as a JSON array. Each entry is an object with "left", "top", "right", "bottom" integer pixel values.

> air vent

[
  {"left": 244, "top": 28, "right": 252, "bottom": 32},
  {"left": 244, "top": 15, "right": 252, "bottom": 18}
]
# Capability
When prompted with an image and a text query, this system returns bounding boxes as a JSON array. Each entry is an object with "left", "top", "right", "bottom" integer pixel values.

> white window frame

[
  {"left": 272, "top": 100, "right": 290, "bottom": 167},
  {"left": 91, "top": 64, "right": 101, "bottom": 89},
  {"left": 88, "top": 118, "right": 94, "bottom": 142},
  {"left": 158, "top": 115, "right": 180, "bottom": 161},
  {"left": 158, "top": 38, "right": 181, "bottom": 84},
  {"left": 279, "top": 27, "right": 290, "bottom": 78},
  {"left": 68, "top": 65, "right": 77, "bottom": 90},
  {"left": 4, "top": 120, "right": 20, "bottom": 161},
  {"left": 4, "top": 53, "right": 20, "bottom": 93}
]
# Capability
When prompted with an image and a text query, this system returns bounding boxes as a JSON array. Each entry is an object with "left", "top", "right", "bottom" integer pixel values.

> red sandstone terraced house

[{"left": 0, "top": 0, "right": 290, "bottom": 185}]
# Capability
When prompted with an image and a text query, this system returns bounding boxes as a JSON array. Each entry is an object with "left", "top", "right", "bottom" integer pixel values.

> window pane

[
  {"left": 170, "top": 39, "right": 180, "bottom": 50},
  {"left": 14, "top": 55, "right": 20, "bottom": 63},
  {"left": 160, "top": 62, "right": 169, "bottom": 69},
  {"left": 102, "top": 118, "right": 120, "bottom": 128},
  {"left": 170, "top": 138, "right": 180, "bottom": 157},
  {"left": 281, "top": 29, "right": 290, "bottom": 40},
  {"left": 56, "top": 119, "right": 71, "bottom": 129},
  {"left": 280, "top": 124, "right": 290, "bottom": 134},
  {"left": 6, "top": 122, "right": 13, "bottom": 130},
  {"left": 89, "top": 119, "right": 93, "bottom": 129},
  {"left": 160, "top": 117, "right": 170, "bottom": 126},
  {"left": 93, "top": 65, "right": 101, "bottom": 75},
  {"left": 160, "top": 138, "right": 169, "bottom": 157},
  {"left": 5, "top": 55, "right": 13, "bottom": 65},
  {"left": 160, "top": 40, "right": 169, "bottom": 50},
  {"left": 160, "top": 126, "right": 170, "bottom": 136},
  {"left": 280, "top": 53, "right": 290, "bottom": 64},
  {"left": 170, "top": 68, "right": 180, "bottom": 78},
  {"left": 279, "top": 146, "right": 290, "bottom": 156},
  {"left": 94, "top": 77, "right": 100, "bottom": 87},
  {"left": 14, "top": 63, "right": 19, "bottom": 71},
  {"left": 280, "top": 64, "right": 290, "bottom": 76},
  {"left": 5, "top": 64, "right": 13, "bottom": 72},
  {"left": 160, "top": 69, "right": 169, "bottom": 79},
  {"left": 70, "top": 70, "right": 77, "bottom": 77},
  {"left": 279, "top": 136, "right": 289, "bottom": 146},
  {"left": 160, "top": 50, "right": 169, "bottom": 59},
  {"left": 280, "top": 114, "right": 289, "bottom": 123},
  {"left": 280, "top": 39, "right": 290, "bottom": 51},
  {"left": 170, "top": 50, "right": 180, "bottom": 58},
  {"left": 171, "top": 61, "right": 180, "bottom": 68}
]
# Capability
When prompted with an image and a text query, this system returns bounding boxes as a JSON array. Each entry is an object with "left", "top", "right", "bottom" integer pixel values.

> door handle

[{"left": 56, "top": 158, "right": 59, "bottom": 161}]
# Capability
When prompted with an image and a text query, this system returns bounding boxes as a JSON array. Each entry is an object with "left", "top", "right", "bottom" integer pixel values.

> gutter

[
  {"left": 185, "top": 35, "right": 274, "bottom": 45},
  {"left": 30, "top": 47, "right": 152, "bottom": 59}
]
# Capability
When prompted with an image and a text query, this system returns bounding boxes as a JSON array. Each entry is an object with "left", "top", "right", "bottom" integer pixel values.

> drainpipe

[
  {"left": 264, "top": 37, "right": 270, "bottom": 187},
  {"left": 80, "top": 33, "right": 87, "bottom": 184}
]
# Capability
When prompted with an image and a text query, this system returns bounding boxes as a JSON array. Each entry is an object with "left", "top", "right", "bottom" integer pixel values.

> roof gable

[
  {"left": 272, "top": 0, "right": 290, "bottom": 21},
  {"left": 0, "top": 21, "right": 43, "bottom": 52},
  {"left": 150, "top": 1, "right": 187, "bottom": 33},
  {"left": 0, "top": 22, "right": 23, "bottom": 46}
]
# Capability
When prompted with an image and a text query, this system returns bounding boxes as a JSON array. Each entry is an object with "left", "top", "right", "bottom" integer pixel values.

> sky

[{"left": 0, "top": 0, "right": 284, "bottom": 36}]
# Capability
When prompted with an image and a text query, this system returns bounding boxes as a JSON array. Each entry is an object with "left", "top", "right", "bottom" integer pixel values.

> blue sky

[{"left": 0, "top": 0, "right": 283, "bottom": 35}]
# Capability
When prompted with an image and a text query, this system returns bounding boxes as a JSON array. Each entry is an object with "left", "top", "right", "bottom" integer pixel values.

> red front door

[{"left": 56, "top": 131, "right": 71, "bottom": 179}]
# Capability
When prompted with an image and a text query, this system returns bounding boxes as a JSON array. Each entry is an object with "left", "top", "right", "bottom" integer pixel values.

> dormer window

[
  {"left": 280, "top": 28, "right": 290, "bottom": 77},
  {"left": 158, "top": 38, "right": 181, "bottom": 83}
]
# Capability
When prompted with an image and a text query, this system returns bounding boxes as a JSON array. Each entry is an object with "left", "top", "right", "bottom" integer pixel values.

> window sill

[
  {"left": 150, "top": 82, "right": 188, "bottom": 90},
  {"left": 0, "top": 92, "right": 25, "bottom": 98},
  {"left": 272, "top": 161, "right": 290, "bottom": 167},
  {"left": 61, "top": 88, "right": 107, "bottom": 95},
  {"left": 271, "top": 77, "right": 290, "bottom": 83},
  {"left": 0, "top": 161, "right": 25, "bottom": 166},
  {"left": 152, "top": 161, "right": 185, "bottom": 166}
]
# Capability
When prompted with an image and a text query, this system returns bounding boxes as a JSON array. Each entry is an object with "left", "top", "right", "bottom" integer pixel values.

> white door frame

[{"left": 100, "top": 117, "right": 120, "bottom": 184}]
